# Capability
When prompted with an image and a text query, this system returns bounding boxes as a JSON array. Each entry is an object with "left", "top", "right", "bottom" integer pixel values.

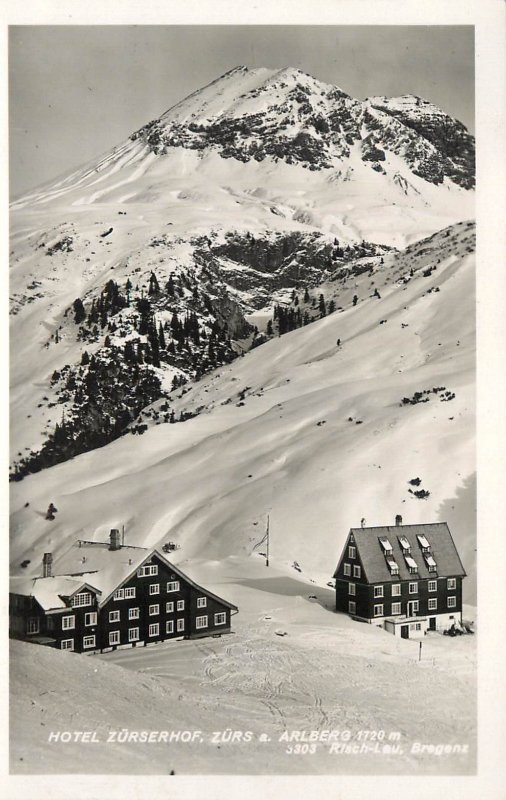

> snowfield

[{"left": 10, "top": 556, "right": 476, "bottom": 775}]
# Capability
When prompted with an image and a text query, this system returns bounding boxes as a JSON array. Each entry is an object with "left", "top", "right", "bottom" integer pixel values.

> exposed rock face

[
  {"left": 130, "top": 67, "right": 475, "bottom": 188},
  {"left": 367, "top": 95, "right": 475, "bottom": 189}
]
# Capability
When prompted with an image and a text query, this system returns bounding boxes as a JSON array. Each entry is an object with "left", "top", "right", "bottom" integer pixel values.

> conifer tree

[
  {"left": 73, "top": 298, "right": 86, "bottom": 324},
  {"left": 148, "top": 271, "right": 160, "bottom": 295}
]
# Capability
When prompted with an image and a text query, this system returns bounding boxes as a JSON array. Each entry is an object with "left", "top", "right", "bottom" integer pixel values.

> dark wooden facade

[
  {"left": 333, "top": 523, "right": 465, "bottom": 628},
  {"left": 97, "top": 553, "right": 235, "bottom": 651},
  {"left": 10, "top": 549, "right": 237, "bottom": 654}
]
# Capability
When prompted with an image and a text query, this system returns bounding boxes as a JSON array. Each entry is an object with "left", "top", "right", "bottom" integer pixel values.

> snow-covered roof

[
  {"left": 334, "top": 523, "right": 466, "bottom": 583},
  {"left": 9, "top": 575, "right": 100, "bottom": 611},
  {"left": 53, "top": 540, "right": 149, "bottom": 601},
  {"left": 51, "top": 541, "right": 238, "bottom": 610}
]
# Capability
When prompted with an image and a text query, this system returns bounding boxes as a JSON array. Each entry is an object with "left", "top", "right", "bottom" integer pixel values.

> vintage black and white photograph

[{"left": 3, "top": 5, "right": 505, "bottom": 795}]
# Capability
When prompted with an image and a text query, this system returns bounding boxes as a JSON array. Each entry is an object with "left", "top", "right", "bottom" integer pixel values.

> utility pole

[{"left": 266, "top": 515, "right": 270, "bottom": 567}]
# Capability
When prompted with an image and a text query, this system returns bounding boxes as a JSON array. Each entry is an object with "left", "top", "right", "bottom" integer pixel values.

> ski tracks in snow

[{"left": 197, "top": 634, "right": 331, "bottom": 731}]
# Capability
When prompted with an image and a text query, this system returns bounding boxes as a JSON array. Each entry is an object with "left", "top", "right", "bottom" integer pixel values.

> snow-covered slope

[{"left": 10, "top": 220, "right": 476, "bottom": 602}]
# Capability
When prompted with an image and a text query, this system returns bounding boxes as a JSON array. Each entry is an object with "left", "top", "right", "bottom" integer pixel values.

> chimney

[
  {"left": 360, "top": 518, "right": 366, "bottom": 528},
  {"left": 395, "top": 514, "right": 403, "bottom": 527},
  {"left": 42, "top": 553, "right": 53, "bottom": 578},
  {"left": 109, "top": 529, "right": 121, "bottom": 551}
]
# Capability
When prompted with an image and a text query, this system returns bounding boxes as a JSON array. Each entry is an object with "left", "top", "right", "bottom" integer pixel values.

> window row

[
  {"left": 60, "top": 602, "right": 226, "bottom": 630},
  {"left": 113, "top": 580, "right": 203, "bottom": 600},
  {"left": 346, "top": 578, "right": 458, "bottom": 595},
  {"left": 60, "top": 612, "right": 228, "bottom": 648},
  {"left": 347, "top": 598, "right": 457, "bottom": 616}
]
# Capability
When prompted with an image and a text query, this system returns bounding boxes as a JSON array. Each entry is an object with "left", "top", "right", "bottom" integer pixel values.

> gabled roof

[
  {"left": 9, "top": 575, "right": 101, "bottom": 612},
  {"left": 52, "top": 542, "right": 238, "bottom": 611},
  {"left": 334, "top": 523, "right": 466, "bottom": 583}
]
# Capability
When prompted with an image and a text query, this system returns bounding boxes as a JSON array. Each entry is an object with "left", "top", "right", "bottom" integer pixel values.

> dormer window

[
  {"left": 424, "top": 554, "right": 437, "bottom": 572},
  {"left": 378, "top": 537, "right": 393, "bottom": 556},
  {"left": 71, "top": 592, "right": 93, "bottom": 608},
  {"left": 386, "top": 557, "right": 399, "bottom": 575},
  {"left": 398, "top": 536, "right": 411, "bottom": 553},
  {"left": 404, "top": 555, "right": 418, "bottom": 574},
  {"left": 416, "top": 534, "right": 431, "bottom": 553}
]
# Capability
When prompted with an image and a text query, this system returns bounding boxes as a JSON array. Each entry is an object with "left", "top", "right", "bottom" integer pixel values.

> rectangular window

[
  {"left": 409, "top": 582, "right": 418, "bottom": 594},
  {"left": 166, "top": 601, "right": 174, "bottom": 613},
  {"left": 343, "top": 563, "right": 351, "bottom": 576},
  {"left": 124, "top": 587, "right": 136, "bottom": 599},
  {"left": 138, "top": 564, "right": 158, "bottom": 578},
  {"left": 410, "top": 600, "right": 419, "bottom": 612},
  {"left": 448, "top": 596, "right": 457, "bottom": 608},
  {"left": 197, "top": 597, "right": 207, "bottom": 608},
  {"left": 149, "top": 604, "right": 159, "bottom": 616},
  {"left": 196, "top": 615, "right": 208, "bottom": 629},
  {"left": 348, "top": 583, "right": 356, "bottom": 596},
  {"left": 177, "top": 599, "right": 185, "bottom": 611},
  {"left": 391, "top": 602, "right": 401, "bottom": 615},
  {"left": 128, "top": 627, "right": 139, "bottom": 642},
  {"left": 128, "top": 607, "right": 139, "bottom": 620},
  {"left": 428, "top": 598, "right": 437, "bottom": 611},
  {"left": 113, "top": 589, "right": 125, "bottom": 601},
  {"left": 447, "top": 578, "right": 457, "bottom": 590},
  {"left": 148, "top": 623, "right": 159, "bottom": 637},
  {"left": 353, "top": 565, "right": 361, "bottom": 579},
  {"left": 391, "top": 584, "right": 401, "bottom": 597},
  {"left": 177, "top": 618, "right": 185, "bottom": 632},
  {"left": 167, "top": 580, "right": 180, "bottom": 593},
  {"left": 109, "top": 631, "right": 120, "bottom": 646},
  {"left": 214, "top": 612, "right": 226, "bottom": 625},
  {"left": 348, "top": 600, "right": 356, "bottom": 614},
  {"left": 166, "top": 620, "right": 174, "bottom": 634},
  {"left": 428, "top": 580, "right": 437, "bottom": 592},
  {"left": 61, "top": 639, "right": 74, "bottom": 651},
  {"left": 109, "top": 610, "right": 120, "bottom": 623},
  {"left": 27, "top": 618, "right": 39, "bottom": 634},
  {"left": 348, "top": 545, "right": 356, "bottom": 559},
  {"left": 83, "top": 635, "right": 96, "bottom": 649},
  {"left": 374, "top": 585, "right": 384, "bottom": 598},
  {"left": 149, "top": 583, "right": 160, "bottom": 595},
  {"left": 71, "top": 592, "right": 93, "bottom": 608},
  {"left": 62, "top": 615, "right": 75, "bottom": 630},
  {"left": 374, "top": 604, "right": 384, "bottom": 617},
  {"left": 85, "top": 612, "right": 97, "bottom": 626}
]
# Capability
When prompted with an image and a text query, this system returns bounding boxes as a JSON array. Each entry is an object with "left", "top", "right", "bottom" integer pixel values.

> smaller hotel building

[{"left": 333, "top": 518, "right": 466, "bottom": 639}]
